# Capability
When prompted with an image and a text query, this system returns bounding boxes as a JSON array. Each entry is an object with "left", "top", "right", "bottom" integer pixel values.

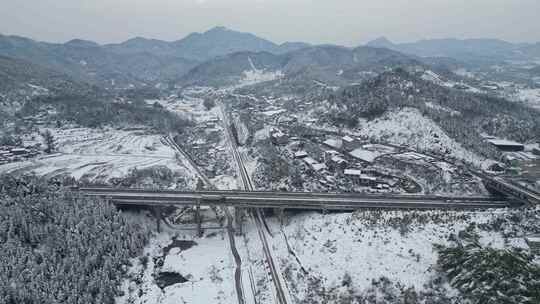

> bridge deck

[{"left": 81, "top": 188, "right": 516, "bottom": 210}]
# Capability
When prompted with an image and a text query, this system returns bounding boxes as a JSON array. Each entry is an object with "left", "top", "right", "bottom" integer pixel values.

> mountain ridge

[{"left": 365, "top": 36, "right": 538, "bottom": 63}]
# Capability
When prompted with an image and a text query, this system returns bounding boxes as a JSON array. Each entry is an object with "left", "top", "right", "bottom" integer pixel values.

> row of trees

[
  {"left": 18, "top": 93, "right": 194, "bottom": 133},
  {"left": 0, "top": 175, "right": 151, "bottom": 304}
]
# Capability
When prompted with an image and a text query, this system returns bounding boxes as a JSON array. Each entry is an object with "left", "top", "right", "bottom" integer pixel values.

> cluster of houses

[
  {"left": 270, "top": 128, "right": 288, "bottom": 145},
  {"left": 485, "top": 138, "right": 539, "bottom": 168},
  {"left": 323, "top": 135, "right": 359, "bottom": 152},
  {"left": 292, "top": 135, "right": 397, "bottom": 191},
  {"left": 0, "top": 145, "right": 41, "bottom": 165},
  {"left": 204, "top": 116, "right": 222, "bottom": 138}
]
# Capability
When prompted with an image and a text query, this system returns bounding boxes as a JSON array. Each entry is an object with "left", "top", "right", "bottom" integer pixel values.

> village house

[
  {"left": 0, "top": 146, "right": 41, "bottom": 164},
  {"left": 344, "top": 169, "right": 377, "bottom": 186},
  {"left": 303, "top": 157, "right": 318, "bottom": 166},
  {"left": 323, "top": 150, "right": 340, "bottom": 162},
  {"left": 270, "top": 129, "right": 288, "bottom": 145},
  {"left": 328, "top": 155, "right": 348, "bottom": 172},
  {"left": 323, "top": 138, "right": 343, "bottom": 150},
  {"left": 525, "top": 235, "right": 540, "bottom": 255},
  {"left": 342, "top": 135, "right": 359, "bottom": 151},
  {"left": 312, "top": 163, "right": 327, "bottom": 172},
  {"left": 303, "top": 156, "right": 327, "bottom": 173},
  {"left": 487, "top": 139, "right": 525, "bottom": 152},
  {"left": 294, "top": 150, "right": 308, "bottom": 159}
]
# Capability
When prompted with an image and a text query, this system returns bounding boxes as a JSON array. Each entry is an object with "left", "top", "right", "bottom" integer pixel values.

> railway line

[
  {"left": 219, "top": 103, "right": 290, "bottom": 304},
  {"left": 81, "top": 104, "right": 535, "bottom": 304},
  {"left": 162, "top": 135, "right": 246, "bottom": 304}
]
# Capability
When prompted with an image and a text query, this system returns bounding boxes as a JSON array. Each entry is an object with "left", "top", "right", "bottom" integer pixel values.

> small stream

[
  {"left": 155, "top": 238, "right": 198, "bottom": 289},
  {"left": 156, "top": 272, "right": 189, "bottom": 289}
]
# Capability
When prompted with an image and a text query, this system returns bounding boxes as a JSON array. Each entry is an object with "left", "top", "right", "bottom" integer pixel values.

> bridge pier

[
  {"left": 278, "top": 208, "right": 284, "bottom": 226},
  {"left": 196, "top": 200, "right": 202, "bottom": 237},
  {"left": 235, "top": 207, "right": 243, "bottom": 235},
  {"left": 152, "top": 207, "right": 162, "bottom": 233}
]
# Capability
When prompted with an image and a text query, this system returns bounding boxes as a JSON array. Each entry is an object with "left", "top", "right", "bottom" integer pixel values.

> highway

[
  {"left": 81, "top": 102, "right": 534, "bottom": 304},
  {"left": 81, "top": 188, "right": 515, "bottom": 210},
  {"left": 482, "top": 175, "right": 540, "bottom": 205}
]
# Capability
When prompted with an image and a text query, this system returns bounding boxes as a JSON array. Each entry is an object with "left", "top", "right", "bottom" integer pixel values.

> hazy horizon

[{"left": 1, "top": 0, "right": 540, "bottom": 46}]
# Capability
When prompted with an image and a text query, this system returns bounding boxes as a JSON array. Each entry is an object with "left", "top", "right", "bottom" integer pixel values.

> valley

[{"left": 1, "top": 25, "right": 539, "bottom": 304}]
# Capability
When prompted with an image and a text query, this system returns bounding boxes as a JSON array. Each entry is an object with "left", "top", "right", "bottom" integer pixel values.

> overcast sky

[{"left": 2, "top": 0, "right": 540, "bottom": 45}]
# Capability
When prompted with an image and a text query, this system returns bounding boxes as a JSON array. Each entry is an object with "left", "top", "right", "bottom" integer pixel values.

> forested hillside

[
  {"left": 324, "top": 69, "right": 540, "bottom": 158},
  {"left": 0, "top": 55, "right": 95, "bottom": 115},
  {"left": 0, "top": 175, "right": 150, "bottom": 304},
  {"left": 179, "top": 45, "right": 422, "bottom": 88},
  {"left": 437, "top": 231, "right": 540, "bottom": 304},
  {"left": 18, "top": 93, "right": 194, "bottom": 132}
]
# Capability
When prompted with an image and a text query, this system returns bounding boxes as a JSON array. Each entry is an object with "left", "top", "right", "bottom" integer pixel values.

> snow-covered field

[
  {"left": 237, "top": 56, "right": 283, "bottom": 87},
  {"left": 266, "top": 209, "right": 520, "bottom": 302},
  {"left": 120, "top": 206, "right": 534, "bottom": 304},
  {"left": 0, "top": 127, "right": 197, "bottom": 184},
  {"left": 117, "top": 228, "right": 237, "bottom": 304},
  {"left": 356, "top": 107, "right": 486, "bottom": 166},
  {"left": 238, "top": 69, "right": 283, "bottom": 87}
]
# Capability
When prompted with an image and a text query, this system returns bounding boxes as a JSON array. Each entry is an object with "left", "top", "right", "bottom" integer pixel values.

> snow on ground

[
  {"left": 421, "top": 70, "right": 481, "bottom": 93},
  {"left": 453, "top": 68, "right": 475, "bottom": 79},
  {"left": 514, "top": 88, "right": 540, "bottom": 110},
  {"left": 0, "top": 127, "right": 197, "bottom": 184},
  {"left": 356, "top": 107, "right": 486, "bottom": 166},
  {"left": 117, "top": 229, "right": 236, "bottom": 304},
  {"left": 239, "top": 69, "right": 283, "bottom": 87},
  {"left": 253, "top": 126, "right": 271, "bottom": 142},
  {"left": 211, "top": 175, "right": 238, "bottom": 190},
  {"left": 237, "top": 56, "right": 283, "bottom": 87},
  {"left": 424, "top": 101, "right": 461, "bottom": 116},
  {"left": 266, "top": 209, "right": 511, "bottom": 302},
  {"left": 238, "top": 216, "right": 279, "bottom": 304}
]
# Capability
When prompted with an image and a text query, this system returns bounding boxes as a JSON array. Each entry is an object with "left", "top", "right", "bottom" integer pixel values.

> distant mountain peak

[
  {"left": 125, "top": 36, "right": 148, "bottom": 42},
  {"left": 65, "top": 39, "right": 100, "bottom": 48},
  {"left": 206, "top": 26, "right": 231, "bottom": 33},
  {"left": 366, "top": 37, "right": 394, "bottom": 48}
]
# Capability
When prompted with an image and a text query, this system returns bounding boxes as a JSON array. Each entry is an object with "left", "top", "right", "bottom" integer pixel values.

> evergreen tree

[{"left": 42, "top": 130, "right": 56, "bottom": 154}]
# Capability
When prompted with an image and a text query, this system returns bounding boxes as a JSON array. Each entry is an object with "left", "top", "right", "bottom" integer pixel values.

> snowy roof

[
  {"left": 362, "top": 144, "right": 396, "bottom": 153},
  {"left": 331, "top": 155, "right": 347, "bottom": 163},
  {"left": 349, "top": 148, "right": 380, "bottom": 163},
  {"left": 312, "top": 163, "right": 327, "bottom": 171},
  {"left": 294, "top": 151, "right": 308, "bottom": 158},
  {"left": 487, "top": 139, "right": 524, "bottom": 147},
  {"left": 526, "top": 235, "right": 540, "bottom": 243},
  {"left": 344, "top": 169, "right": 362, "bottom": 176},
  {"left": 303, "top": 157, "right": 318, "bottom": 165},
  {"left": 323, "top": 139, "right": 343, "bottom": 149},
  {"left": 342, "top": 135, "right": 355, "bottom": 142},
  {"left": 262, "top": 109, "right": 286, "bottom": 116},
  {"left": 11, "top": 148, "right": 28, "bottom": 152}
]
